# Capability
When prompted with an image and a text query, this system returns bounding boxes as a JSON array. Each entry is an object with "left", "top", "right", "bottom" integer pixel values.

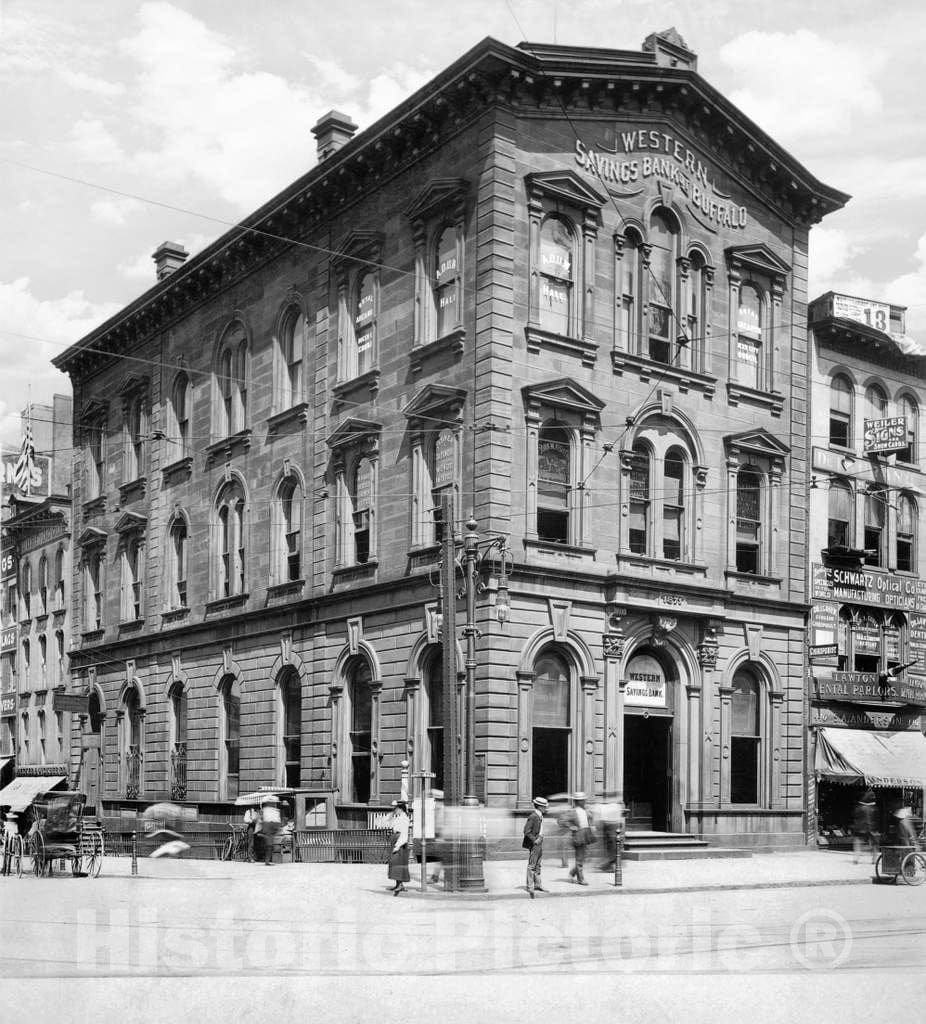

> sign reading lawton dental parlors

[
  {"left": 815, "top": 671, "right": 926, "bottom": 706},
  {"left": 574, "top": 128, "right": 748, "bottom": 231}
]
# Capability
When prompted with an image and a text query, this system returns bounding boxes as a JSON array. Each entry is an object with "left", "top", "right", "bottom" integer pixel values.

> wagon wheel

[
  {"left": 873, "top": 854, "right": 894, "bottom": 882},
  {"left": 220, "top": 833, "right": 235, "bottom": 862},
  {"left": 31, "top": 833, "right": 46, "bottom": 877},
  {"left": 71, "top": 848, "right": 83, "bottom": 876},
  {"left": 12, "top": 835, "right": 24, "bottom": 878},
  {"left": 901, "top": 851, "right": 926, "bottom": 886},
  {"left": 86, "top": 831, "right": 103, "bottom": 878}
]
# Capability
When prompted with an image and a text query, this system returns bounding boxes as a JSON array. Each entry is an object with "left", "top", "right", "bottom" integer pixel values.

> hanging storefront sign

[
  {"left": 1, "top": 694, "right": 14, "bottom": 717},
  {"left": 812, "top": 563, "right": 926, "bottom": 611},
  {"left": 831, "top": 293, "right": 890, "bottom": 333},
  {"left": 1, "top": 549, "right": 16, "bottom": 582},
  {"left": 53, "top": 692, "right": 89, "bottom": 715},
  {"left": 1, "top": 627, "right": 16, "bottom": 653},
  {"left": 1, "top": 453, "right": 50, "bottom": 498},
  {"left": 811, "top": 703, "right": 924, "bottom": 731},
  {"left": 815, "top": 670, "right": 926, "bottom": 706},
  {"left": 624, "top": 653, "right": 667, "bottom": 707},
  {"left": 863, "top": 417, "right": 907, "bottom": 455}
]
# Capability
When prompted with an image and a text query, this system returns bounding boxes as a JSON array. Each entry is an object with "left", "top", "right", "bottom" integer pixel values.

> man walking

[
  {"left": 568, "top": 791, "right": 592, "bottom": 885},
  {"left": 523, "top": 796, "right": 548, "bottom": 898}
]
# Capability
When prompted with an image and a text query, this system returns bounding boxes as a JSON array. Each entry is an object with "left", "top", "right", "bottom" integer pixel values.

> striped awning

[
  {"left": 0, "top": 775, "right": 67, "bottom": 812},
  {"left": 815, "top": 728, "right": 926, "bottom": 788}
]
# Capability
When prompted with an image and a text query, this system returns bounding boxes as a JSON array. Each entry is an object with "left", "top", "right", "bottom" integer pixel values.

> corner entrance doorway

[{"left": 623, "top": 713, "right": 672, "bottom": 831}]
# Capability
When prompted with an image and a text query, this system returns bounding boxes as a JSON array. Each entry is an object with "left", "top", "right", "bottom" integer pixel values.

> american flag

[{"left": 12, "top": 411, "right": 35, "bottom": 495}]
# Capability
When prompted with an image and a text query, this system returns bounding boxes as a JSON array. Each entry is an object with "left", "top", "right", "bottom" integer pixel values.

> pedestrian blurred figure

[
  {"left": 852, "top": 789, "right": 878, "bottom": 864},
  {"left": 144, "top": 802, "right": 190, "bottom": 859},
  {"left": 566, "top": 791, "right": 593, "bottom": 885},
  {"left": 892, "top": 803, "right": 917, "bottom": 847},
  {"left": 597, "top": 796, "right": 625, "bottom": 871},
  {"left": 523, "top": 796, "right": 548, "bottom": 898},
  {"left": 388, "top": 799, "right": 411, "bottom": 895},
  {"left": 259, "top": 795, "right": 282, "bottom": 866},
  {"left": 243, "top": 802, "right": 258, "bottom": 862}
]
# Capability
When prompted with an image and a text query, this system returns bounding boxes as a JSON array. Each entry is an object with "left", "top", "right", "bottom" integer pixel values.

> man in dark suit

[{"left": 523, "top": 796, "right": 548, "bottom": 898}]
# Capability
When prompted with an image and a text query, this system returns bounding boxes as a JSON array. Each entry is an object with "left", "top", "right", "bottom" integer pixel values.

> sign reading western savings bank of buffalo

[
  {"left": 624, "top": 653, "right": 667, "bottom": 707},
  {"left": 812, "top": 563, "right": 926, "bottom": 611},
  {"left": 574, "top": 129, "right": 747, "bottom": 231},
  {"left": 815, "top": 670, "right": 926, "bottom": 706}
]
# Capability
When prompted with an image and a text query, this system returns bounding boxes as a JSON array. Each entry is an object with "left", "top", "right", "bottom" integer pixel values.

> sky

[{"left": 1, "top": 0, "right": 924, "bottom": 451}]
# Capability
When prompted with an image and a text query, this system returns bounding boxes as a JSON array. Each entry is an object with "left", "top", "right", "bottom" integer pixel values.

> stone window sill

[
  {"left": 611, "top": 350, "right": 717, "bottom": 397},
  {"left": 205, "top": 429, "right": 252, "bottom": 466},
  {"left": 333, "top": 369, "right": 381, "bottom": 406},
  {"left": 162, "top": 456, "right": 193, "bottom": 482},
  {"left": 267, "top": 579, "right": 306, "bottom": 600},
  {"left": 205, "top": 593, "right": 250, "bottom": 614},
  {"left": 81, "top": 628, "right": 105, "bottom": 643},
  {"left": 617, "top": 555, "right": 707, "bottom": 577},
  {"left": 82, "top": 496, "right": 106, "bottom": 517},
  {"left": 161, "top": 607, "right": 190, "bottom": 624},
  {"left": 726, "top": 381, "right": 784, "bottom": 417},
  {"left": 119, "top": 476, "right": 147, "bottom": 502},
  {"left": 410, "top": 329, "right": 466, "bottom": 373},
  {"left": 526, "top": 325, "right": 598, "bottom": 368},
  {"left": 332, "top": 561, "right": 379, "bottom": 585},
  {"left": 267, "top": 403, "right": 310, "bottom": 436},
  {"left": 724, "top": 570, "right": 782, "bottom": 587},
  {"left": 524, "top": 537, "right": 596, "bottom": 558}
]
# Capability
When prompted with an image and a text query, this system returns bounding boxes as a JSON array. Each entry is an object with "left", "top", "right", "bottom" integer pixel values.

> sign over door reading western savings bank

[{"left": 574, "top": 129, "right": 748, "bottom": 231}]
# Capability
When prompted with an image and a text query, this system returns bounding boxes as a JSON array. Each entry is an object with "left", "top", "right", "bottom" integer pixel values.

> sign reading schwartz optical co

[
  {"left": 574, "top": 128, "right": 748, "bottom": 231},
  {"left": 812, "top": 563, "right": 926, "bottom": 610}
]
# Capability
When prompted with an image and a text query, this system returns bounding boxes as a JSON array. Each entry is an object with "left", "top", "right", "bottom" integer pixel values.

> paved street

[{"left": 2, "top": 851, "right": 925, "bottom": 1020}]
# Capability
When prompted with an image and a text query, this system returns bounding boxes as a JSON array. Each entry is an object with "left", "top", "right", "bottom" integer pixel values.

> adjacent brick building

[{"left": 53, "top": 30, "right": 848, "bottom": 847}]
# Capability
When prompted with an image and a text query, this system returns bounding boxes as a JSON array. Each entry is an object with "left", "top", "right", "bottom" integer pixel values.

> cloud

[
  {"left": 884, "top": 233, "right": 926, "bottom": 337},
  {"left": 58, "top": 68, "right": 125, "bottom": 98},
  {"left": 67, "top": 118, "right": 126, "bottom": 164},
  {"left": 718, "top": 30, "right": 883, "bottom": 144},
  {"left": 90, "top": 198, "right": 144, "bottom": 225},
  {"left": 808, "top": 227, "right": 862, "bottom": 296},
  {"left": 305, "top": 55, "right": 361, "bottom": 96},
  {"left": 117, "top": 231, "right": 215, "bottom": 280}
]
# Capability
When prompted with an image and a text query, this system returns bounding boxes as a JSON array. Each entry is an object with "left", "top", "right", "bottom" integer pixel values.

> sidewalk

[{"left": 100, "top": 847, "right": 879, "bottom": 900}]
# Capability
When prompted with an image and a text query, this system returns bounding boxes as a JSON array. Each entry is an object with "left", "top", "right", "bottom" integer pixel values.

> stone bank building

[{"left": 55, "top": 30, "right": 848, "bottom": 847}]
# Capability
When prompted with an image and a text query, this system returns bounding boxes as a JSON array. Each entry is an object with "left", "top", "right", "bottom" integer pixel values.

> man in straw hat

[
  {"left": 523, "top": 796, "right": 548, "bottom": 898},
  {"left": 567, "top": 792, "right": 592, "bottom": 885}
]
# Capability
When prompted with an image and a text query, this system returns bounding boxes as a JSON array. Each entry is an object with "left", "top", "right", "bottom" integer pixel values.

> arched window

[
  {"left": 216, "top": 326, "right": 248, "bottom": 437},
  {"left": 120, "top": 538, "right": 142, "bottom": 622},
  {"left": 21, "top": 639, "right": 30, "bottom": 687},
  {"left": 123, "top": 685, "right": 143, "bottom": 799},
  {"left": 685, "top": 250, "right": 707, "bottom": 365},
  {"left": 537, "top": 423, "right": 571, "bottom": 543},
  {"left": 628, "top": 445, "right": 650, "bottom": 555},
  {"left": 21, "top": 560, "right": 31, "bottom": 619},
  {"left": 169, "top": 372, "right": 191, "bottom": 462},
  {"left": 37, "top": 709, "right": 46, "bottom": 763},
  {"left": 347, "top": 659, "right": 373, "bottom": 803},
  {"left": 829, "top": 375, "right": 853, "bottom": 448},
  {"left": 899, "top": 395, "right": 918, "bottom": 465},
  {"left": 897, "top": 495, "right": 916, "bottom": 572},
  {"left": 730, "top": 667, "right": 761, "bottom": 804},
  {"left": 219, "top": 675, "right": 241, "bottom": 799},
  {"left": 827, "top": 480, "right": 854, "bottom": 550},
  {"left": 216, "top": 480, "right": 246, "bottom": 598},
  {"left": 167, "top": 516, "right": 188, "bottom": 609},
  {"left": 424, "top": 650, "right": 444, "bottom": 790},
  {"left": 735, "top": 283, "right": 762, "bottom": 388},
  {"left": 86, "top": 416, "right": 106, "bottom": 500},
  {"left": 354, "top": 272, "right": 376, "bottom": 377},
  {"left": 274, "top": 476, "right": 303, "bottom": 583},
  {"left": 735, "top": 468, "right": 762, "bottom": 574},
  {"left": 662, "top": 449, "right": 686, "bottom": 561},
  {"left": 53, "top": 547, "right": 65, "bottom": 611},
  {"left": 616, "top": 229, "right": 641, "bottom": 351},
  {"left": 124, "top": 395, "right": 147, "bottom": 481},
  {"left": 38, "top": 555, "right": 48, "bottom": 616},
  {"left": 278, "top": 307, "right": 305, "bottom": 410},
  {"left": 865, "top": 384, "right": 888, "bottom": 422},
  {"left": 434, "top": 225, "right": 460, "bottom": 338},
  {"left": 532, "top": 649, "right": 571, "bottom": 798},
  {"left": 20, "top": 711, "right": 29, "bottom": 760},
  {"left": 864, "top": 489, "right": 886, "bottom": 567},
  {"left": 169, "top": 681, "right": 187, "bottom": 800},
  {"left": 647, "top": 209, "right": 679, "bottom": 364},
  {"left": 351, "top": 459, "right": 373, "bottom": 565},
  {"left": 280, "top": 669, "right": 301, "bottom": 788},
  {"left": 539, "top": 215, "right": 574, "bottom": 335}
]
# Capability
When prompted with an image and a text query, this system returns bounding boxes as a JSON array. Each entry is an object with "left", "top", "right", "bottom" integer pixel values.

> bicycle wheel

[
  {"left": 220, "top": 833, "right": 235, "bottom": 862},
  {"left": 86, "top": 831, "right": 103, "bottom": 878},
  {"left": 901, "top": 851, "right": 926, "bottom": 886},
  {"left": 13, "top": 835, "right": 24, "bottom": 878},
  {"left": 873, "top": 854, "right": 893, "bottom": 882},
  {"left": 31, "top": 833, "right": 46, "bottom": 877}
]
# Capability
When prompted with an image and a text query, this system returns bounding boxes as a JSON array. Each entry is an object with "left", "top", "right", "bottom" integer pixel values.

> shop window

[
  {"left": 424, "top": 650, "right": 444, "bottom": 791},
  {"left": 646, "top": 209, "right": 679, "bottom": 365},
  {"left": 531, "top": 649, "right": 572, "bottom": 798},
  {"left": 168, "top": 372, "right": 192, "bottom": 462},
  {"left": 215, "top": 480, "right": 246, "bottom": 598},
  {"left": 539, "top": 215, "right": 575, "bottom": 336},
  {"left": 169, "top": 681, "right": 187, "bottom": 800},
  {"left": 348, "top": 659, "right": 373, "bottom": 803},
  {"left": 628, "top": 445, "right": 650, "bottom": 555},
  {"left": 276, "top": 306, "right": 305, "bottom": 411},
  {"left": 273, "top": 474, "right": 303, "bottom": 583},
  {"left": 167, "top": 515, "right": 188, "bottom": 609},
  {"left": 829, "top": 375, "right": 854, "bottom": 448},
  {"left": 863, "top": 490, "right": 886, "bottom": 567},
  {"left": 827, "top": 480, "right": 854, "bottom": 549},
  {"left": 279, "top": 669, "right": 301, "bottom": 788},
  {"left": 537, "top": 423, "right": 571, "bottom": 543},
  {"left": 215, "top": 324, "right": 248, "bottom": 438},
  {"left": 735, "top": 468, "right": 762, "bottom": 574},
  {"left": 735, "top": 284, "right": 763, "bottom": 389},
  {"left": 897, "top": 495, "right": 916, "bottom": 572},
  {"left": 898, "top": 395, "right": 918, "bottom": 465},
  {"left": 120, "top": 538, "right": 143, "bottom": 621},
  {"left": 219, "top": 675, "right": 240, "bottom": 799},
  {"left": 730, "top": 668, "right": 760, "bottom": 804}
]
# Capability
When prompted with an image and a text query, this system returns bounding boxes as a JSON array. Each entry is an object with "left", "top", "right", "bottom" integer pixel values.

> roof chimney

[
  {"left": 311, "top": 110, "right": 358, "bottom": 162},
  {"left": 642, "top": 28, "right": 697, "bottom": 71},
  {"left": 153, "top": 241, "right": 189, "bottom": 281}
]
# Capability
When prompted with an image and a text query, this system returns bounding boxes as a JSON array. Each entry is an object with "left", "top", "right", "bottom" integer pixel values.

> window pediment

[
  {"left": 80, "top": 398, "right": 107, "bottom": 421},
  {"left": 522, "top": 378, "right": 605, "bottom": 418},
  {"left": 725, "top": 244, "right": 791, "bottom": 281},
  {"left": 332, "top": 230, "right": 384, "bottom": 274},
  {"left": 724, "top": 429, "right": 790, "bottom": 460},
  {"left": 526, "top": 170, "right": 606, "bottom": 211},
  {"left": 77, "top": 527, "right": 107, "bottom": 549},
  {"left": 402, "top": 385, "right": 467, "bottom": 424},
  {"left": 326, "top": 417, "right": 382, "bottom": 452},
  {"left": 118, "top": 374, "right": 149, "bottom": 399},
  {"left": 405, "top": 178, "right": 468, "bottom": 223},
  {"left": 114, "top": 511, "right": 148, "bottom": 535}
]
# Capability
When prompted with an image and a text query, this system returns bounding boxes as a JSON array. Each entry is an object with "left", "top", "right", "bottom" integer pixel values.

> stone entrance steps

[{"left": 623, "top": 831, "right": 752, "bottom": 861}]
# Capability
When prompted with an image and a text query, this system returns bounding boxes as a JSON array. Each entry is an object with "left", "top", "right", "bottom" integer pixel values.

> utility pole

[{"left": 439, "top": 490, "right": 461, "bottom": 807}]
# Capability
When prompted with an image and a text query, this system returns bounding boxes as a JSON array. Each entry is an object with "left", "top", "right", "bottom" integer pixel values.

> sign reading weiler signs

[{"left": 863, "top": 417, "right": 907, "bottom": 455}]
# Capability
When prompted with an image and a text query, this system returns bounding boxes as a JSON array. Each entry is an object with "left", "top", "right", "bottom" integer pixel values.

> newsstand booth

[{"left": 813, "top": 726, "right": 926, "bottom": 843}]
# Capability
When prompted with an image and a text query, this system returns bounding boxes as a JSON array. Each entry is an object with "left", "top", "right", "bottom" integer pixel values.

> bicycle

[
  {"left": 220, "top": 823, "right": 252, "bottom": 862},
  {"left": 2, "top": 823, "right": 25, "bottom": 878}
]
